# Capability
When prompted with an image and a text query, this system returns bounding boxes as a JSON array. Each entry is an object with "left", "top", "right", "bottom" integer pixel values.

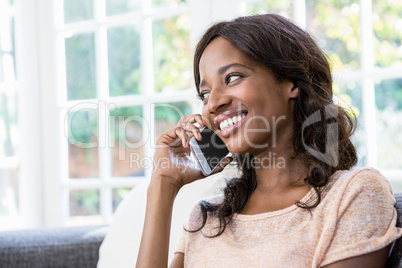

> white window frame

[
  {"left": 34, "top": 0, "right": 244, "bottom": 228},
  {"left": 0, "top": 0, "right": 44, "bottom": 230}
]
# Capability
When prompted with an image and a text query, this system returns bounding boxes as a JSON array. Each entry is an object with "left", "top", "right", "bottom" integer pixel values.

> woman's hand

[{"left": 151, "top": 113, "right": 231, "bottom": 190}]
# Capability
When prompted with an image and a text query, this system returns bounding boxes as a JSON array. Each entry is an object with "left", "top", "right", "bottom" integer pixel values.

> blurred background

[{"left": 0, "top": 0, "right": 401, "bottom": 230}]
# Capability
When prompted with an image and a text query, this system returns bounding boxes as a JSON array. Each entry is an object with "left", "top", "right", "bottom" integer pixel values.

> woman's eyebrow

[
  {"left": 199, "top": 63, "right": 252, "bottom": 89},
  {"left": 218, "top": 63, "right": 252, "bottom": 74}
]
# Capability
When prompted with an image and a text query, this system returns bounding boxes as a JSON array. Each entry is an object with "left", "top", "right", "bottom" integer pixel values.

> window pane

[
  {"left": 110, "top": 106, "right": 145, "bottom": 177},
  {"left": 64, "top": 0, "right": 93, "bottom": 24},
  {"left": 372, "top": 0, "right": 402, "bottom": 68},
  {"left": 246, "top": 0, "right": 293, "bottom": 18},
  {"left": 0, "top": 168, "right": 19, "bottom": 216},
  {"left": 107, "top": 25, "right": 141, "bottom": 97},
  {"left": 153, "top": 14, "right": 191, "bottom": 93},
  {"left": 0, "top": 91, "right": 18, "bottom": 158},
  {"left": 106, "top": 0, "right": 141, "bottom": 16},
  {"left": 154, "top": 101, "right": 191, "bottom": 139},
  {"left": 65, "top": 33, "right": 97, "bottom": 101},
  {"left": 9, "top": 18, "right": 16, "bottom": 80},
  {"left": 0, "top": 56, "right": 3, "bottom": 82},
  {"left": 375, "top": 78, "right": 402, "bottom": 169},
  {"left": 306, "top": 0, "right": 360, "bottom": 72},
  {"left": 112, "top": 187, "right": 131, "bottom": 212},
  {"left": 152, "top": 0, "right": 188, "bottom": 8},
  {"left": 69, "top": 189, "right": 101, "bottom": 226},
  {"left": 0, "top": 16, "right": 16, "bottom": 82},
  {"left": 67, "top": 108, "right": 99, "bottom": 178}
]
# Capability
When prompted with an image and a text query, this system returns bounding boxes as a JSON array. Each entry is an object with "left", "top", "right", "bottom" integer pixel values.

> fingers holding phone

[
  {"left": 152, "top": 114, "right": 209, "bottom": 188},
  {"left": 152, "top": 114, "right": 232, "bottom": 189},
  {"left": 189, "top": 127, "right": 230, "bottom": 176},
  {"left": 175, "top": 116, "right": 231, "bottom": 177}
]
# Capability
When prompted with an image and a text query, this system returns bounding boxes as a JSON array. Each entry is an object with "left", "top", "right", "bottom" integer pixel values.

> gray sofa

[
  {"left": 0, "top": 225, "right": 108, "bottom": 268},
  {"left": 0, "top": 194, "right": 402, "bottom": 268}
]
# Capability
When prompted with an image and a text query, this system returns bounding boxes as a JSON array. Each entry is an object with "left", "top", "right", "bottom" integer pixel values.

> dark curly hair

[{"left": 189, "top": 14, "right": 357, "bottom": 237}]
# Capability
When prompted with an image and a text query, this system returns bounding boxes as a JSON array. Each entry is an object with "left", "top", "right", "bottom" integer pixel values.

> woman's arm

[
  {"left": 136, "top": 114, "right": 204, "bottom": 267},
  {"left": 136, "top": 176, "right": 181, "bottom": 267}
]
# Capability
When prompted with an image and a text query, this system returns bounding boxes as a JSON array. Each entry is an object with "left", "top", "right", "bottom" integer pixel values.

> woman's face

[{"left": 198, "top": 37, "right": 298, "bottom": 156}]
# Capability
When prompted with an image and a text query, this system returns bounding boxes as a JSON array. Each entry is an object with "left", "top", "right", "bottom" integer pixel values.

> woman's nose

[{"left": 207, "top": 88, "right": 232, "bottom": 114}]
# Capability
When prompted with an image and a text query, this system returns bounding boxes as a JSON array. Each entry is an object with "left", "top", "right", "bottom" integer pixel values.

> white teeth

[{"left": 220, "top": 114, "right": 246, "bottom": 131}]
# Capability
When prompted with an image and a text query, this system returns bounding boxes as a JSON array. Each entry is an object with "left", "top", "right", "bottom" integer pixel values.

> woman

[{"left": 137, "top": 14, "right": 402, "bottom": 267}]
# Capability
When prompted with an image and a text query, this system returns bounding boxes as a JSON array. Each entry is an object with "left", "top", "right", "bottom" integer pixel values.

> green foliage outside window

[
  {"left": 306, "top": 0, "right": 361, "bottom": 72},
  {"left": 68, "top": 109, "right": 98, "bottom": 144},
  {"left": 105, "top": 0, "right": 140, "bottom": 16},
  {"left": 109, "top": 106, "right": 143, "bottom": 143},
  {"left": 70, "top": 189, "right": 99, "bottom": 216},
  {"left": 108, "top": 26, "right": 141, "bottom": 96},
  {"left": 65, "top": 33, "right": 97, "bottom": 101},
  {"left": 64, "top": 0, "right": 93, "bottom": 24},
  {"left": 373, "top": 0, "right": 402, "bottom": 68},
  {"left": 247, "top": 0, "right": 293, "bottom": 17},
  {"left": 152, "top": 0, "right": 188, "bottom": 8},
  {"left": 153, "top": 14, "right": 191, "bottom": 93},
  {"left": 154, "top": 101, "right": 192, "bottom": 124},
  {"left": 0, "top": 93, "right": 17, "bottom": 157}
]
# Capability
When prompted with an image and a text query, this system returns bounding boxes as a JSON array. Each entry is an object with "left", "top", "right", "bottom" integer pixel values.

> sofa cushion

[{"left": 0, "top": 225, "right": 108, "bottom": 268}]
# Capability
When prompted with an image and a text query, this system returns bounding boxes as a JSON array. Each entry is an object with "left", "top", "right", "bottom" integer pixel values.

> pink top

[{"left": 175, "top": 168, "right": 402, "bottom": 267}]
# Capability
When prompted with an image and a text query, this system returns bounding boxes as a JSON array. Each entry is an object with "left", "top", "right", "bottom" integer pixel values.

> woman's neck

[{"left": 252, "top": 145, "right": 307, "bottom": 193}]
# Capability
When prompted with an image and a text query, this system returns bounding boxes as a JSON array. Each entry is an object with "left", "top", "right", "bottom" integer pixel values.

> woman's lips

[{"left": 220, "top": 114, "right": 247, "bottom": 138}]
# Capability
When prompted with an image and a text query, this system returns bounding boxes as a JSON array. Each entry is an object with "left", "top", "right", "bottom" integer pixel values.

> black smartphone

[{"left": 189, "top": 127, "right": 229, "bottom": 175}]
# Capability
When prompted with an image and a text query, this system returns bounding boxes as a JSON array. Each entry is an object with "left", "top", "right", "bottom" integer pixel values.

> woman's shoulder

[
  {"left": 321, "top": 167, "right": 394, "bottom": 207},
  {"left": 316, "top": 168, "right": 401, "bottom": 266},
  {"left": 327, "top": 167, "right": 391, "bottom": 191}
]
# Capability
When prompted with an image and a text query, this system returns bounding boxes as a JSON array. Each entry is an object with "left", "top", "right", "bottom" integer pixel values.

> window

[
  {"left": 0, "top": 0, "right": 19, "bottom": 229},
  {"left": 1, "top": 0, "right": 401, "bottom": 229},
  {"left": 54, "top": 0, "right": 197, "bottom": 226},
  {"left": 39, "top": 0, "right": 245, "bottom": 228}
]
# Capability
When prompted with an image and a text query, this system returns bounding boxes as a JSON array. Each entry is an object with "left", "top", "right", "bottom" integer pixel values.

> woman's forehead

[{"left": 199, "top": 37, "right": 255, "bottom": 74}]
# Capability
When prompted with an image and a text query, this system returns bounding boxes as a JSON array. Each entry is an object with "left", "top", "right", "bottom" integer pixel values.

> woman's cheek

[{"left": 201, "top": 107, "right": 211, "bottom": 127}]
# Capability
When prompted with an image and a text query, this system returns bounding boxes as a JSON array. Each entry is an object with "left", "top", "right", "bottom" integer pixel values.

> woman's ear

[{"left": 288, "top": 84, "right": 298, "bottom": 99}]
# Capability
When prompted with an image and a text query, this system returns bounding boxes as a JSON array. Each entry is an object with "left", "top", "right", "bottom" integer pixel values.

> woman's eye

[
  {"left": 226, "top": 74, "right": 242, "bottom": 84},
  {"left": 199, "top": 92, "right": 210, "bottom": 101}
]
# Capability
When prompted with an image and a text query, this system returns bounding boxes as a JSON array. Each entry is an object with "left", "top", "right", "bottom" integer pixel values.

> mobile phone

[{"left": 189, "top": 127, "right": 229, "bottom": 176}]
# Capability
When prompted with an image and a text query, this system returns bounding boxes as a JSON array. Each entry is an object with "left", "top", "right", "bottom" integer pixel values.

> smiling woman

[{"left": 136, "top": 14, "right": 402, "bottom": 267}]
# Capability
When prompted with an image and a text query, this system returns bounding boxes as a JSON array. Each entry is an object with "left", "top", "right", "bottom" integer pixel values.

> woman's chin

[{"left": 227, "top": 146, "right": 250, "bottom": 156}]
